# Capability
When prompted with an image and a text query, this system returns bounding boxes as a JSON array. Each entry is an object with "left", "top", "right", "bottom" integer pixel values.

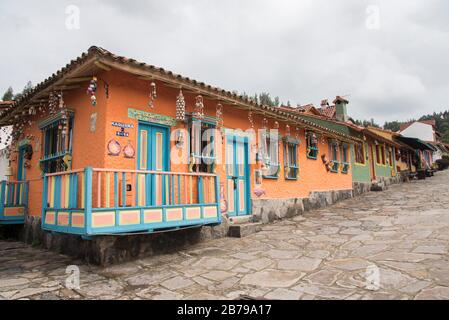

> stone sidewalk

[{"left": 1, "top": 171, "right": 449, "bottom": 300}]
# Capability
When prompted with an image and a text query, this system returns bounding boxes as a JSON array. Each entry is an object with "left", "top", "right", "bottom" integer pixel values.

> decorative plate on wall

[
  {"left": 123, "top": 141, "right": 135, "bottom": 159},
  {"left": 107, "top": 139, "right": 121, "bottom": 156}
]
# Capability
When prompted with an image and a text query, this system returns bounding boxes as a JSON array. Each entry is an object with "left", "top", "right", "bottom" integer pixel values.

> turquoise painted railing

[
  {"left": 0, "top": 180, "right": 28, "bottom": 224},
  {"left": 42, "top": 167, "right": 221, "bottom": 236}
]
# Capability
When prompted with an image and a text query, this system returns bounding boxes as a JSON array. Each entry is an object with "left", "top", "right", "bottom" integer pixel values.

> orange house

[{"left": 0, "top": 47, "right": 359, "bottom": 244}]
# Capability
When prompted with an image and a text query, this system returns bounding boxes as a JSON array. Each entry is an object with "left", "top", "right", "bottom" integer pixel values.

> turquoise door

[
  {"left": 17, "top": 146, "right": 26, "bottom": 181},
  {"left": 137, "top": 123, "right": 169, "bottom": 206},
  {"left": 15, "top": 146, "right": 27, "bottom": 205},
  {"left": 226, "top": 135, "right": 250, "bottom": 216}
]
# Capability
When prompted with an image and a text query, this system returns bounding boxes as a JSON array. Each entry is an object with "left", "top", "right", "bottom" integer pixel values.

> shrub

[{"left": 436, "top": 158, "right": 449, "bottom": 170}]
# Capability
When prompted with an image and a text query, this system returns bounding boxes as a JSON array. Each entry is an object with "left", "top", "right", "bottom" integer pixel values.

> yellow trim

[
  {"left": 80, "top": 173, "right": 85, "bottom": 208},
  {"left": 144, "top": 209, "right": 163, "bottom": 223},
  {"left": 119, "top": 210, "right": 140, "bottom": 226},
  {"left": 353, "top": 142, "right": 368, "bottom": 167},
  {"left": 166, "top": 208, "right": 183, "bottom": 222},
  {"left": 375, "top": 144, "right": 387, "bottom": 167},
  {"left": 204, "top": 206, "right": 218, "bottom": 218},
  {"left": 57, "top": 212, "right": 70, "bottom": 226},
  {"left": 140, "top": 130, "right": 148, "bottom": 170},
  {"left": 105, "top": 172, "right": 111, "bottom": 207},
  {"left": 65, "top": 175, "right": 70, "bottom": 208},
  {"left": 71, "top": 212, "right": 85, "bottom": 228},
  {"left": 156, "top": 132, "right": 163, "bottom": 171},
  {"left": 91, "top": 211, "right": 115, "bottom": 228},
  {"left": 186, "top": 207, "right": 201, "bottom": 220},
  {"left": 45, "top": 211, "right": 56, "bottom": 225}
]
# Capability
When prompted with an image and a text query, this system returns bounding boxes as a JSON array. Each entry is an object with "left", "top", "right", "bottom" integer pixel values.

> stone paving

[{"left": 1, "top": 171, "right": 449, "bottom": 300}]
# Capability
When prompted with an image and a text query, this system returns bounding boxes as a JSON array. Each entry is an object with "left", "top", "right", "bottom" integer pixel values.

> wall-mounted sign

[
  {"left": 128, "top": 108, "right": 177, "bottom": 127},
  {"left": 112, "top": 121, "right": 134, "bottom": 137}
]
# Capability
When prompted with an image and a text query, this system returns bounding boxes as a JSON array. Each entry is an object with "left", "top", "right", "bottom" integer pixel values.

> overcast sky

[{"left": 1, "top": 0, "right": 448, "bottom": 124}]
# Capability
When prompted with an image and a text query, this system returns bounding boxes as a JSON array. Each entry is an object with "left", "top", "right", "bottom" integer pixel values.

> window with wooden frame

[
  {"left": 306, "top": 131, "right": 318, "bottom": 159},
  {"left": 260, "top": 130, "right": 280, "bottom": 179},
  {"left": 283, "top": 137, "right": 299, "bottom": 180},
  {"left": 328, "top": 140, "right": 339, "bottom": 173},
  {"left": 388, "top": 147, "right": 394, "bottom": 167},
  {"left": 340, "top": 143, "right": 350, "bottom": 174},
  {"left": 376, "top": 144, "right": 386, "bottom": 165},
  {"left": 189, "top": 119, "right": 216, "bottom": 173},
  {"left": 354, "top": 142, "right": 366, "bottom": 164},
  {"left": 39, "top": 112, "right": 74, "bottom": 174}
]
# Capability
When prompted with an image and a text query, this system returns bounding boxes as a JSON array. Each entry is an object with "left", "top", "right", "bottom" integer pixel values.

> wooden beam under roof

[
  {"left": 94, "top": 61, "right": 112, "bottom": 71},
  {"left": 53, "top": 85, "right": 81, "bottom": 91},
  {"left": 64, "top": 76, "right": 92, "bottom": 84},
  {"left": 0, "top": 56, "right": 97, "bottom": 125}
]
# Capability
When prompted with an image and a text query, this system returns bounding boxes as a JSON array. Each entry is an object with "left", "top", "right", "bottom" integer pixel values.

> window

[
  {"left": 40, "top": 113, "right": 73, "bottom": 174},
  {"left": 283, "top": 137, "right": 299, "bottom": 180},
  {"left": 388, "top": 147, "right": 394, "bottom": 167},
  {"left": 328, "top": 140, "right": 339, "bottom": 173},
  {"left": 189, "top": 119, "right": 215, "bottom": 173},
  {"left": 306, "top": 132, "right": 318, "bottom": 159},
  {"left": 354, "top": 142, "right": 365, "bottom": 164},
  {"left": 260, "top": 130, "right": 279, "bottom": 178},
  {"left": 340, "top": 144, "right": 350, "bottom": 174},
  {"left": 376, "top": 144, "right": 386, "bottom": 165}
]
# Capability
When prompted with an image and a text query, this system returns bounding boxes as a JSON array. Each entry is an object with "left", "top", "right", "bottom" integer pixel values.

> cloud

[{"left": 0, "top": 0, "right": 448, "bottom": 124}]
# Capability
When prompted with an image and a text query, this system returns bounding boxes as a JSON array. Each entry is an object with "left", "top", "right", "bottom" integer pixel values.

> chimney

[
  {"left": 333, "top": 96, "right": 349, "bottom": 122},
  {"left": 320, "top": 99, "right": 329, "bottom": 108}
]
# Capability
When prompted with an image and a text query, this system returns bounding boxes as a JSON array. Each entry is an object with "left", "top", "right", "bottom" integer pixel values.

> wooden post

[
  {"left": 41, "top": 175, "right": 48, "bottom": 229},
  {"left": 84, "top": 167, "right": 93, "bottom": 235}
]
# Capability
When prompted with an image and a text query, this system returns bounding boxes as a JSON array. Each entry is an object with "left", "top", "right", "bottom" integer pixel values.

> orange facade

[{"left": 14, "top": 67, "right": 353, "bottom": 218}]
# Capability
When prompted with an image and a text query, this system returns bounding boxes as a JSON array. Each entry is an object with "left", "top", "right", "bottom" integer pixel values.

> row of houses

[{"left": 0, "top": 47, "right": 447, "bottom": 262}]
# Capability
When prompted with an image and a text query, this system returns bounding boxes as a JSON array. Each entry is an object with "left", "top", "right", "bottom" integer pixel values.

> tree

[
  {"left": 256, "top": 92, "right": 281, "bottom": 107},
  {"left": 354, "top": 118, "right": 380, "bottom": 128},
  {"left": 14, "top": 81, "right": 33, "bottom": 100},
  {"left": 383, "top": 121, "right": 401, "bottom": 132},
  {"left": 1, "top": 87, "right": 14, "bottom": 101}
]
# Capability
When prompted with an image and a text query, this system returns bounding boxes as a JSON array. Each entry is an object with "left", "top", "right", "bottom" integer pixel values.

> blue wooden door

[
  {"left": 226, "top": 135, "right": 250, "bottom": 216},
  {"left": 137, "top": 123, "right": 169, "bottom": 206},
  {"left": 17, "top": 148, "right": 25, "bottom": 180},
  {"left": 15, "top": 146, "right": 27, "bottom": 205}
]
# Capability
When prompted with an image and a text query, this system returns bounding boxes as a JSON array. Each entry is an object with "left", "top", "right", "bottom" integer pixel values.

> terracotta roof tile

[{"left": 0, "top": 46, "right": 362, "bottom": 143}]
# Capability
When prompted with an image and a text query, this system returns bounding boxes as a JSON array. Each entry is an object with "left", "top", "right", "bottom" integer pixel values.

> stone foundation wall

[
  {"left": 0, "top": 216, "right": 228, "bottom": 266},
  {"left": 251, "top": 189, "right": 353, "bottom": 224},
  {"left": 1, "top": 175, "right": 411, "bottom": 265},
  {"left": 352, "top": 181, "right": 371, "bottom": 196}
]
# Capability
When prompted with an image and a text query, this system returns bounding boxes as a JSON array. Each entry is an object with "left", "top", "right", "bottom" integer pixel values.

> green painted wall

[
  {"left": 351, "top": 142, "right": 371, "bottom": 183},
  {"left": 351, "top": 142, "right": 397, "bottom": 183},
  {"left": 372, "top": 145, "right": 396, "bottom": 179}
]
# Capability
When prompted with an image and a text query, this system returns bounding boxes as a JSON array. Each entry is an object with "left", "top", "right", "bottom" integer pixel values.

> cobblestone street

[{"left": 1, "top": 171, "right": 449, "bottom": 300}]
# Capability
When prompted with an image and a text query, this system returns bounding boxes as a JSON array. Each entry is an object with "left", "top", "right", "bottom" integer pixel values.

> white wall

[
  {"left": 0, "top": 149, "right": 9, "bottom": 181},
  {"left": 400, "top": 122, "right": 435, "bottom": 142},
  {"left": 0, "top": 126, "right": 12, "bottom": 181}
]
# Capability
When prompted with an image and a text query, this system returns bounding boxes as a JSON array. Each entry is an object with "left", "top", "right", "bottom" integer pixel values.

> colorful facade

[
  {"left": 0, "top": 46, "right": 443, "bottom": 244},
  {"left": 0, "top": 47, "right": 359, "bottom": 233}
]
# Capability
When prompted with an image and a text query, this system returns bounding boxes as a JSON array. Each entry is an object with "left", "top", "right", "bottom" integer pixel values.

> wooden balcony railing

[
  {"left": 0, "top": 180, "right": 28, "bottom": 224},
  {"left": 41, "top": 167, "right": 221, "bottom": 236}
]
